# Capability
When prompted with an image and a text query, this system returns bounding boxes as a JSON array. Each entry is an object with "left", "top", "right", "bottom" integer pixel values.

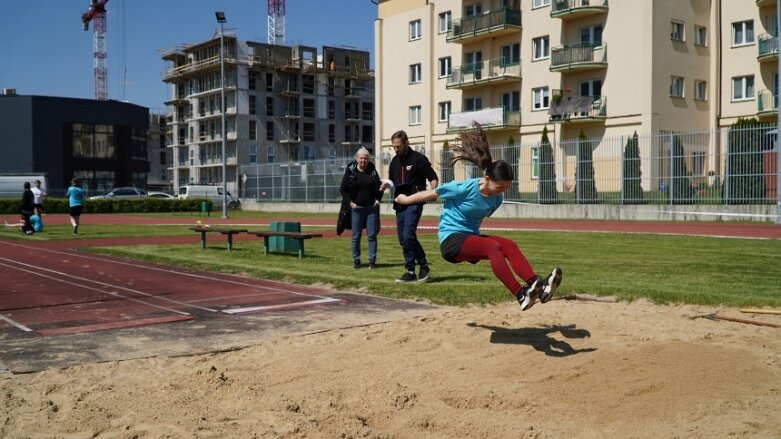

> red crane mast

[{"left": 81, "top": 0, "right": 109, "bottom": 101}]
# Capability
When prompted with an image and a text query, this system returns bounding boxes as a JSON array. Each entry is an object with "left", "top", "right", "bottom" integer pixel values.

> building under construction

[{"left": 161, "top": 36, "right": 374, "bottom": 194}]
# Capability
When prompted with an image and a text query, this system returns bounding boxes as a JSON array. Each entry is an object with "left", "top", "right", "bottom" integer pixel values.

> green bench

[
  {"left": 190, "top": 226, "right": 248, "bottom": 251},
  {"left": 250, "top": 231, "right": 323, "bottom": 259}
]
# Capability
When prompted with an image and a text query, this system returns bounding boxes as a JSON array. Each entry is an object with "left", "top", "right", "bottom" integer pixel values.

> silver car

[{"left": 89, "top": 187, "right": 147, "bottom": 200}]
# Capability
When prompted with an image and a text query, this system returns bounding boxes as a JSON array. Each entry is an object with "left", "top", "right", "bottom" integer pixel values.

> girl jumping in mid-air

[{"left": 394, "top": 123, "right": 562, "bottom": 311}]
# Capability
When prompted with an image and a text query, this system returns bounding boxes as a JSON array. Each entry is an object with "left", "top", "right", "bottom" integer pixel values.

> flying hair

[{"left": 447, "top": 122, "right": 514, "bottom": 182}]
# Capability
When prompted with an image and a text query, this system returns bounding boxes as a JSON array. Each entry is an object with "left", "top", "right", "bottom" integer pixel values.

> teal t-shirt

[
  {"left": 434, "top": 178, "right": 503, "bottom": 243},
  {"left": 66, "top": 186, "right": 85, "bottom": 207}
]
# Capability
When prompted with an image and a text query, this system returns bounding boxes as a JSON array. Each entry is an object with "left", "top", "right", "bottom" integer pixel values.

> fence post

[
  {"left": 620, "top": 134, "right": 625, "bottom": 205},
  {"left": 669, "top": 132, "right": 674, "bottom": 206}
]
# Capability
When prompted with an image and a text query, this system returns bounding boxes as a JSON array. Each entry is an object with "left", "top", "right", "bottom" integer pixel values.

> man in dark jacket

[
  {"left": 20, "top": 181, "right": 35, "bottom": 235},
  {"left": 387, "top": 130, "right": 438, "bottom": 283}
]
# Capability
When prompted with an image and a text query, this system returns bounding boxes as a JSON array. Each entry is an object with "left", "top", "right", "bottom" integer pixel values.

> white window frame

[
  {"left": 249, "top": 144, "right": 257, "bottom": 163},
  {"left": 464, "top": 97, "right": 483, "bottom": 111},
  {"left": 671, "top": 20, "right": 685, "bottom": 42},
  {"left": 533, "top": 36, "right": 550, "bottom": 61},
  {"left": 532, "top": 87, "right": 550, "bottom": 110},
  {"left": 267, "top": 145, "right": 275, "bottom": 163},
  {"left": 502, "top": 91, "right": 520, "bottom": 112},
  {"left": 732, "top": 20, "right": 755, "bottom": 46},
  {"left": 409, "top": 63, "right": 422, "bottom": 84},
  {"left": 670, "top": 76, "right": 685, "bottom": 98},
  {"left": 694, "top": 80, "right": 707, "bottom": 101},
  {"left": 465, "top": 4, "right": 482, "bottom": 17},
  {"left": 533, "top": 0, "right": 551, "bottom": 8},
  {"left": 438, "top": 57, "right": 452, "bottom": 78},
  {"left": 409, "top": 105, "right": 422, "bottom": 125},
  {"left": 438, "top": 101, "right": 451, "bottom": 123},
  {"left": 531, "top": 147, "right": 540, "bottom": 180},
  {"left": 409, "top": 19, "right": 422, "bottom": 41},
  {"left": 438, "top": 11, "right": 452, "bottom": 34},
  {"left": 732, "top": 75, "right": 755, "bottom": 101},
  {"left": 694, "top": 25, "right": 708, "bottom": 47}
]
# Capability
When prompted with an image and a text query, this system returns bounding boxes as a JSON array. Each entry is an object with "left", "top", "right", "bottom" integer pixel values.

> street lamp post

[{"left": 215, "top": 11, "right": 228, "bottom": 219}]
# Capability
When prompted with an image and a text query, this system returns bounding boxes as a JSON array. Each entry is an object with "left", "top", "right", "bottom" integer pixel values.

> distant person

[
  {"left": 340, "top": 147, "right": 384, "bottom": 269},
  {"left": 385, "top": 130, "right": 438, "bottom": 283},
  {"left": 31, "top": 179, "right": 47, "bottom": 216},
  {"left": 65, "top": 178, "right": 86, "bottom": 234},
  {"left": 5, "top": 214, "right": 43, "bottom": 233},
  {"left": 394, "top": 123, "right": 562, "bottom": 311},
  {"left": 20, "top": 181, "right": 35, "bottom": 235}
]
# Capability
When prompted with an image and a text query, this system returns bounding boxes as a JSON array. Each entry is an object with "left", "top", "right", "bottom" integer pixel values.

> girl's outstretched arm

[{"left": 395, "top": 189, "right": 439, "bottom": 205}]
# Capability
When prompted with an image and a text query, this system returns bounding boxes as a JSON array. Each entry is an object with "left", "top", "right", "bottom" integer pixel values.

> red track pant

[{"left": 454, "top": 234, "right": 536, "bottom": 296}]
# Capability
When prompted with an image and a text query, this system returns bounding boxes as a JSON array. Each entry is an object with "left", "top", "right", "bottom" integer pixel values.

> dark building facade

[{"left": 0, "top": 93, "right": 150, "bottom": 194}]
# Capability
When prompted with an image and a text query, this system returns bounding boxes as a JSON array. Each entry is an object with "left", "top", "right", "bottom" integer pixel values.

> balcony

[
  {"left": 756, "top": 0, "right": 776, "bottom": 7},
  {"left": 550, "top": 43, "right": 607, "bottom": 72},
  {"left": 447, "top": 8, "right": 521, "bottom": 44},
  {"left": 757, "top": 33, "right": 779, "bottom": 63},
  {"left": 548, "top": 93, "right": 607, "bottom": 123},
  {"left": 447, "top": 57, "right": 522, "bottom": 90},
  {"left": 447, "top": 106, "right": 521, "bottom": 132},
  {"left": 550, "top": 0, "right": 609, "bottom": 20},
  {"left": 757, "top": 89, "right": 777, "bottom": 119}
]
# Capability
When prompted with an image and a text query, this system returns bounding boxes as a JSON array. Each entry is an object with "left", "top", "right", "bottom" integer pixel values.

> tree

[
  {"left": 726, "top": 118, "right": 767, "bottom": 204},
  {"left": 576, "top": 129, "right": 597, "bottom": 202},
  {"left": 538, "top": 126, "right": 558, "bottom": 203},
  {"left": 622, "top": 132, "right": 643, "bottom": 203},
  {"left": 671, "top": 135, "right": 694, "bottom": 203}
]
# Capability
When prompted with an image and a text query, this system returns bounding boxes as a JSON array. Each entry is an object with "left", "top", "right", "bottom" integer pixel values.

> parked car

[
  {"left": 88, "top": 187, "right": 147, "bottom": 200},
  {"left": 147, "top": 191, "right": 176, "bottom": 199}
]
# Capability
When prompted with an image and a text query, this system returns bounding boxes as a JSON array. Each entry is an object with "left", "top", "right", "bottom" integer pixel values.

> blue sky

[{"left": 1, "top": 0, "right": 377, "bottom": 112}]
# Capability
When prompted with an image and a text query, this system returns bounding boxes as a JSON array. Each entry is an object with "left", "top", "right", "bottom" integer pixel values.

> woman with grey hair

[{"left": 339, "top": 147, "right": 384, "bottom": 269}]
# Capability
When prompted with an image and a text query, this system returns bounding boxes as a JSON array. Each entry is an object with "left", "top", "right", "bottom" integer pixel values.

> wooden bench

[
  {"left": 190, "top": 226, "right": 248, "bottom": 251},
  {"left": 250, "top": 231, "right": 323, "bottom": 259}
]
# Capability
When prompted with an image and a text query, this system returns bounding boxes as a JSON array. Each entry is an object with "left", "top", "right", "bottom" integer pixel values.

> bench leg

[
  {"left": 200, "top": 231, "right": 206, "bottom": 249},
  {"left": 298, "top": 240, "right": 304, "bottom": 259},
  {"left": 227, "top": 234, "right": 233, "bottom": 251},
  {"left": 263, "top": 237, "right": 269, "bottom": 255}
]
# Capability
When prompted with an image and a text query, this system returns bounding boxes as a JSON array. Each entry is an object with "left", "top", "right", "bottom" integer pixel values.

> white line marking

[
  {"left": 223, "top": 297, "right": 343, "bottom": 314},
  {"left": 0, "top": 314, "right": 33, "bottom": 332}
]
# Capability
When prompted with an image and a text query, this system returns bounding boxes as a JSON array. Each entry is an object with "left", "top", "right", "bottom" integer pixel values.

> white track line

[
  {"left": 223, "top": 297, "right": 343, "bottom": 315},
  {"left": 0, "top": 314, "right": 33, "bottom": 332}
]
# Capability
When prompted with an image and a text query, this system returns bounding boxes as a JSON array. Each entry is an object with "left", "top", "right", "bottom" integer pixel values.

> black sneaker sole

[{"left": 540, "top": 267, "right": 563, "bottom": 304}]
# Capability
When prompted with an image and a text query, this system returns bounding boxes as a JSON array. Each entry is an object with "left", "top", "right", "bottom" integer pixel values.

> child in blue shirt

[{"left": 394, "top": 124, "right": 562, "bottom": 311}]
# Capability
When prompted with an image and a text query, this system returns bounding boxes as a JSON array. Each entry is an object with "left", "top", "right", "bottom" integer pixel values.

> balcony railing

[
  {"left": 756, "top": 0, "right": 776, "bottom": 8},
  {"left": 447, "top": 57, "right": 522, "bottom": 89},
  {"left": 550, "top": 43, "right": 607, "bottom": 72},
  {"left": 549, "top": 94, "right": 607, "bottom": 122},
  {"left": 757, "top": 89, "right": 777, "bottom": 116},
  {"left": 757, "top": 33, "right": 779, "bottom": 62},
  {"left": 551, "top": 0, "right": 609, "bottom": 19},
  {"left": 447, "top": 106, "right": 521, "bottom": 132},
  {"left": 447, "top": 8, "right": 521, "bottom": 43}
]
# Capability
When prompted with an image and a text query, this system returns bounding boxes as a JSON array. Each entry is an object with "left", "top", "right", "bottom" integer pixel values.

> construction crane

[
  {"left": 81, "top": 0, "right": 109, "bottom": 101},
  {"left": 267, "top": 0, "right": 285, "bottom": 45}
]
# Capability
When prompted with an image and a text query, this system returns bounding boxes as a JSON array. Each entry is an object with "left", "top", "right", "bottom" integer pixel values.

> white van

[
  {"left": 178, "top": 185, "right": 239, "bottom": 207},
  {"left": 0, "top": 174, "right": 48, "bottom": 198}
]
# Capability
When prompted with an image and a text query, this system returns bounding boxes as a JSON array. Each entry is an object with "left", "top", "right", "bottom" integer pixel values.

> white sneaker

[
  {"left": 539, "top": 267, "right": 563, "bottom": 304},
  {"left": 517, "top": 276, "right": 543, "bottom": 311}
]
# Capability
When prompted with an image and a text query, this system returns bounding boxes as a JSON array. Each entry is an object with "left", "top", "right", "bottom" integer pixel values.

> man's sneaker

[
  {"left": 516, "top": 276, "right": 543, "bottom": 311},
  {"left": 368, "top": 260, "right": 377, "bottom": 269},
  {"left": 396, "top": 271, "right": 417, "bottom": 283},
  {"left": 417, "top": 265, "right": 430, "bottom": 282},
  {"left": 353, "top": 259, "right": 361, "bottom": 269},
  {"left": 539, "top": 267, "right": 563, "bottom": 304}
]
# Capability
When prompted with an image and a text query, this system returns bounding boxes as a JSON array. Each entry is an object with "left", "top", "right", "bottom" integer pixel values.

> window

[
  {"left": 265, "top": 96, "right": 273, "bottom": 117},
  {"left": 464, "top": 97, "right": 483, "bottom": 111},
  {"left": 533, "top": 0, "right": 550, "bottom": 7},
  {"left": 465, "top": 4, "right": 482, "bottom": 17},
  {"left": 501, "top": 43, "right": 520, "bottom": 65},
  {"left": 581, "top": 25, "right": 603, "bottom": 46},
  {"left": 439, "top": 11, "right": 452, "bottom": 33},
  {"left": 692, "top": 151, "right": 706, "bottom": 176},
  {"left": 249, "top": 120, "right": 257, "bottom": 140},
  {"left": 732, "top": 75, "right": 755, "bottom": 100},
  {"left": 409, "top": 19, "right": 421, "bottom": 40},
  {"left": 532, "top": 87, "right": 550, "bottom": 110},
  {"left": 732, "top": 20, "right": 755, "bottom": 46},
  {"left": 329, "top": 124, "right": 335, "bottom": 142},
  {"left": 248, "top": 71, "right": 256, "bottom": 90},
  {"left": 694, "top": 80, "right": 707, "bottom": 101},
  {"left": 410, "top": 63, "right": 422, "bottom": 83},
  {"left": 438, "top": 57, "right": 452, "bottom": 78},
  {"left": 329, "top": 147, "right": 337, "bottom": 160},
  {"left": 249, "top": 145, "right": 257, "bottom": 163},
  {"left": 580, "top": 79, "right": 602, "bottom": 97},
  {"left": 531, "top": 147, "right": 540, "bottom": 179},
  {"left": 671, "top": 20, "right": 685, "bottom": 41},
  {"left": 267, "top": 145, "right": 275, "bottom": 163},
  {"left": 502, "top": 91, "right": 520, "bottom": 112},
  {"left": 265, "top": 72, "right": 273, "bottom": 91},
  {"left": 266, "top": 121, "right": 274, "bottom": 141},
  {"left": 438, "top": 101, "right": 451, "bottom": 123},
  {"left": 694, "top": 26, "right": 707, "bottom": 46},
  {"left": 409, "top": 105, "right": 422, "bottom": 125},
  {"left": 670, "top": 76, "right": 684, "bottom": 98},
  {"left": 533, "top": 36, "right": 550, "bottom": 60}
]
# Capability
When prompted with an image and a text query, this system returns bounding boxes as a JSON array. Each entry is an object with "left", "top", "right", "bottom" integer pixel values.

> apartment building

[
  {"left": 375, "top": 0, "right": 779, "bottom": 189},
  {"left": 147, "top": 113, "right": 172, "bottom": 192},
  {"left": 162, "top": 35, "right": 374, "bottom": 194}
]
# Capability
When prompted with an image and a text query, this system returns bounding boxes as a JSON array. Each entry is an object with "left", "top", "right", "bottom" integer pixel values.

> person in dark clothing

[
  {"left": 340, "top": 147, "right": 384, "bottom": 269},
  {"left": 20, "top": 181, "right": 35, "bottom": 235},
  {"left": 386, "top": 130, "right": 439, "bottom": 283}
]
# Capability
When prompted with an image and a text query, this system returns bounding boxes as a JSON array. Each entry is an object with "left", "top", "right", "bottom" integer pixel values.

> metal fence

[{"left": 240, "top": 124, "right": 779, "bottom": 206}]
